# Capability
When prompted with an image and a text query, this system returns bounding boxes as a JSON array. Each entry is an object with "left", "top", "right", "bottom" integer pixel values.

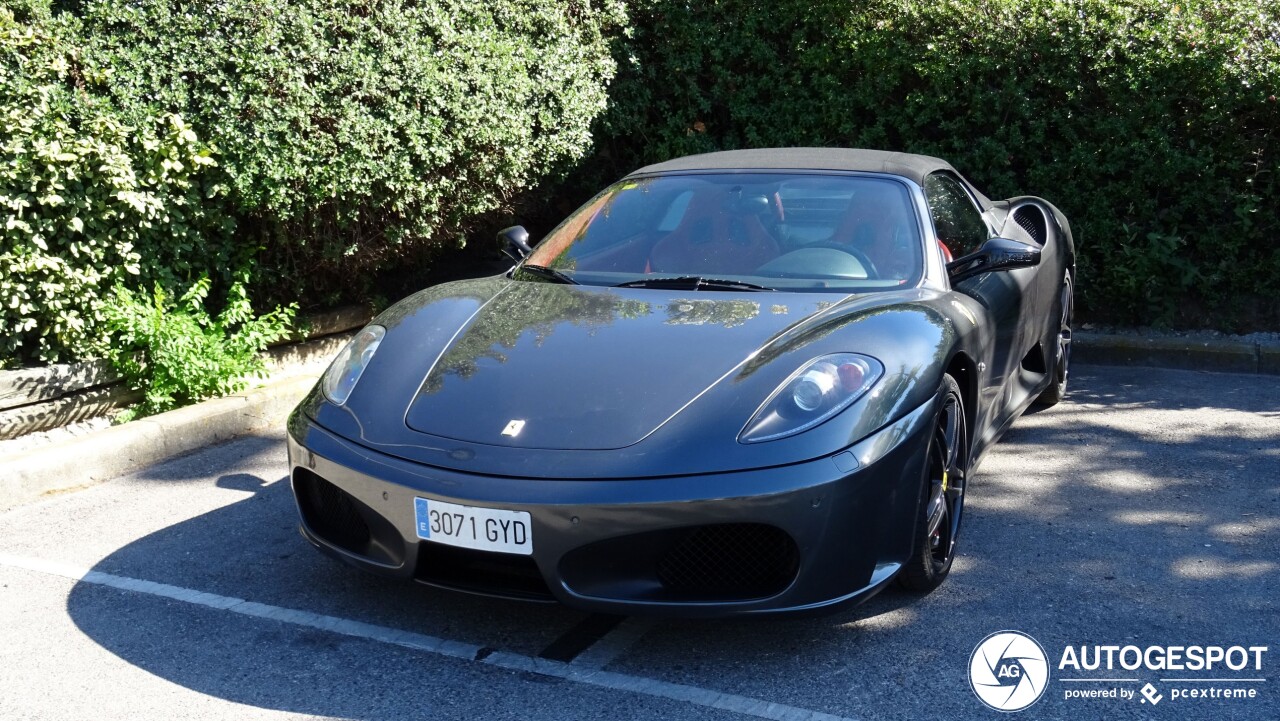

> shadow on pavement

[{"left": 61, "top": 366, "right": 1280, "bottom": 720}]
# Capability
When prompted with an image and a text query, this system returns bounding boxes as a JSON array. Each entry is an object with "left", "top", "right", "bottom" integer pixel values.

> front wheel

[
  {"left": 1036, "top": 271, "right": 1073, "bottom": 406},
  {"left": 898, "top": 374, "right": 968, "bottom": 593}
]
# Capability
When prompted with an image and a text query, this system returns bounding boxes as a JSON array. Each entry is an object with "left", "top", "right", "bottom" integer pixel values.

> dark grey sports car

[{"left": 286, "top": 148, "right": 1074, "bottom": 616}]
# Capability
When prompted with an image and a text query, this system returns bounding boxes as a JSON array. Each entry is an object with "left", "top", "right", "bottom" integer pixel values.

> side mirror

[
  {"left": 497, "top": 225, "right": 533, "bottom": 262},
  {"left": 946, "top": 237, "right": 1041, "bottom": 284}
]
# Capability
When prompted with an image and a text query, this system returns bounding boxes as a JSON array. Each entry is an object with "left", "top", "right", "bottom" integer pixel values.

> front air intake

[
  {"left": 292, "top": 468, "right": 404, "bottom": 566},
  {"left": 415, "top": 543, "right": 554, "bottom": 601},
  {"left": 656, "top": 523, "right": 799, "bottom": 599}
]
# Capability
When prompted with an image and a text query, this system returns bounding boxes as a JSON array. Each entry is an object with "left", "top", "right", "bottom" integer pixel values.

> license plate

[{"left": 413, "top": 498, "right": 533, "bottom": 555}]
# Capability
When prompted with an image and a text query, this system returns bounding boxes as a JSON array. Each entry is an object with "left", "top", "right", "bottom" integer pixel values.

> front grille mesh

[{"left": 656, "top": 523, "right": 798, "bottom": 599}]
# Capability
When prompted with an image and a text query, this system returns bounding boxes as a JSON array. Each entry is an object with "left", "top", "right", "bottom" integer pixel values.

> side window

[{"left": 924, "top": 173, "right": 988, "bottom": 257}]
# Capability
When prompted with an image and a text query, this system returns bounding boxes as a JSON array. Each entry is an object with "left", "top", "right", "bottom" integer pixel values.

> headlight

[
  {"left": 738, "top": 353, "right": 883, "bottom": 443},
  {"left": 322, "top": 325, "right": 385, "bottom": 405}
]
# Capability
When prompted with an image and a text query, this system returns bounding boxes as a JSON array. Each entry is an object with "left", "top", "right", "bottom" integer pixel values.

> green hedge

[
  {"left": 4, "top": 0, "right": 1277, "bottom": 370},
  {"left": 1, "top": 0, "right": 621, "bottom": 367},
  {"left": 572, "top": 0, "right": 1280, "bottom": 329},
  {"left": 0, "top": 7, "right": 232, "bottom": 365},
  {"left": 78, "top": 0, "right": 623, "bottom": 306}
]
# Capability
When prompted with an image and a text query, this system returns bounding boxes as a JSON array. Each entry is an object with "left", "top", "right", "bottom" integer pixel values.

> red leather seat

[
  {"left": 830, "top": 183, "right": 917, "bottom": 279},
  {"left": 648, "top": 190, "right": 780, "bottom": 275},
  {"left": 938, "top": 240, "right": 954, "bottom": 263}
]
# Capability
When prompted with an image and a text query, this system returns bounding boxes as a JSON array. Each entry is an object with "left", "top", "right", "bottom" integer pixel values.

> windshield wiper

[
  {"left": 614, "top": 276, "right": 774, "bottom": 292},
  {"left": 516, "top": 264, "right": 579, "bottom": 285}
]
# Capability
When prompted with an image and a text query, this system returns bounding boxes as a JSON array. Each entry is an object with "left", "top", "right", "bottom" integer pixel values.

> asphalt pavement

[{"left": 0, "top": 365, "right": 1276, "bottom": 720}]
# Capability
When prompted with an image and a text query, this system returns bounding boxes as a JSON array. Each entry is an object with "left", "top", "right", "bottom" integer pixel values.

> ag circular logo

[{"left": 969, "top": 631, "right": 1051, "bottom": 712}]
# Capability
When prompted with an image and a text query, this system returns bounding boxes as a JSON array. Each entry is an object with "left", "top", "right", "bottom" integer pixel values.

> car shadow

[
  {"left": 597, "top": 366, "right": 1279, "bottom": 717},
  {"left": 57, "top": 431, "right": 938, "bottom": 717},
  {"left": 63, "top": 435, "right": 601, "bottom": 717},
  {"left": 61, "top": 365, "right": 1279, "bottom": 719}
]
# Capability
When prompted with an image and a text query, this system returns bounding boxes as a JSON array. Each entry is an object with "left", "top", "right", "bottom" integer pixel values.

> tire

[
  {"left": 898, "top": 374, "right": 968, "bottom": 593},
  {"left": 1036, "top": 271, "right": 1073, "bottom": 407}
]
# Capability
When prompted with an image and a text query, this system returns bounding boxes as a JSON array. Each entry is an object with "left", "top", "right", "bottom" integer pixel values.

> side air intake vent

[{"left": 1013, "top": 205, "right": 1047, "bottom": 245}]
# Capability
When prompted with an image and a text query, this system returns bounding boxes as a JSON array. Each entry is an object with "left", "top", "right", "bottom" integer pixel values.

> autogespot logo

[{"left": 970, "top": 631, "right": 1051, "bottom": 712}]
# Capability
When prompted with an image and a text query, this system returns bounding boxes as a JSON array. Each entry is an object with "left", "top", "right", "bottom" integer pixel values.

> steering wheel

[{"left": 796, "top": 242, "right": 881, "bottom": 279}]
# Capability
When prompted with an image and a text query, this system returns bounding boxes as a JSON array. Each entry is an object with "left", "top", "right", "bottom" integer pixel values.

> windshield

[{"left": 521, "top": 173, "right": 924, "bottom": 291}]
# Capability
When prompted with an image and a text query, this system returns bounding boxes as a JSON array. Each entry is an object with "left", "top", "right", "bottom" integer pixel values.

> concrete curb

[
  {"left": 1074, "top": 331, "right": 1280, "bottom": 375},
  {"left": 0, "top": 374, "right": 318, "bottom": 512},
  {"left": 1, "top": 329, "right": 1275, "bottom": 512}
]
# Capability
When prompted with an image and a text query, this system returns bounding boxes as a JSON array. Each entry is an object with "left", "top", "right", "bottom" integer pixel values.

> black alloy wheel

[{"left": 899, "top": 374, "right": 967, "bottom": 592}]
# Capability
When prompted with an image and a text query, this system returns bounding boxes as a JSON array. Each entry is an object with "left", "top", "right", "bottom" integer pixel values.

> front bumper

[{"left": 285, "top": 399, "right": 935, "bottom": 617}]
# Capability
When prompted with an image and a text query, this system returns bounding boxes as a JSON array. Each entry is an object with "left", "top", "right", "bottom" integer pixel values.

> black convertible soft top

[{"left": 628, "top": 147, "right": 959, "bottom": 186}]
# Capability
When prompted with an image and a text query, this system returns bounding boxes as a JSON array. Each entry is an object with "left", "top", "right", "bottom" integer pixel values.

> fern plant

[{"left": 104, "top": 277, "right": 296, "bottom": 417}]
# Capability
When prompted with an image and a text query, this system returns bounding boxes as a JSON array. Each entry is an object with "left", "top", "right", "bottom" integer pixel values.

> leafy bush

[
  {"left": 0, "top": 8, "right": 233, "bottom": 366},
  {"left": 5, "top": 0, "right": 1275, "bottom": 374},
  {"left": 77, "top": 0, "right": 624, "bottom": 306},
  {"left": 2, "top": 1, "right": 621, "bottom": 367},
  {"left": 104, "top": 277, "right": 296, "bottom": 417},
  {"left": 572, "top": 0, "right": 1280, "bottom": 328}
]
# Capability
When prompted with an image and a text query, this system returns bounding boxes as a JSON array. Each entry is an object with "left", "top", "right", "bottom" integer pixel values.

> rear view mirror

[
  {"left": 947, "top": 237, "right": 1040, "bottom": 284},
  {"left": 497, "top": 225, "right": 533, "bottom": 262}
]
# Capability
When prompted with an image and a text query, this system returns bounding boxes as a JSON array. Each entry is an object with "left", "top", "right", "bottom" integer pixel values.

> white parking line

[
  {"left": 1, "top": 554, "right": 858, "bottom": 721},
  {"left": 570, "top": 616, "right": 661, "bottom": 670}
]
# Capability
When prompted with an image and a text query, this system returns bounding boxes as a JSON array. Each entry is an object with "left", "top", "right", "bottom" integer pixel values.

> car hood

[
  {"left": 305, "top": 275, "right": 962, "bottom": 477},
  {"left": 403, "top": 280, "right": 837, "bottom": 450}
]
